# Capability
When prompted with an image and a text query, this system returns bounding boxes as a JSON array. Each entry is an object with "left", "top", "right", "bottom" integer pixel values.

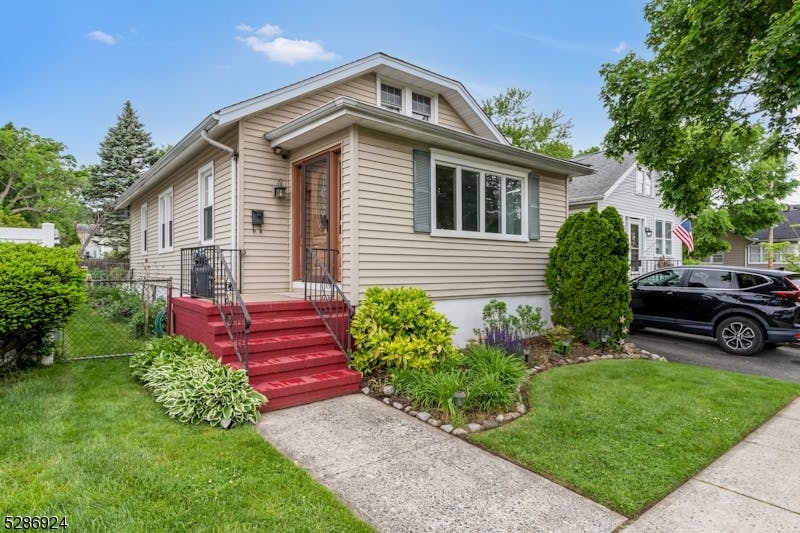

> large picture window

[{"left": 432, "top": 152, "right": 526, "bottom": 240}]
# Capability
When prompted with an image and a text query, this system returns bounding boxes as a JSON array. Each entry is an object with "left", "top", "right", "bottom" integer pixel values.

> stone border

[{"left": 362, "top": 344, "right": 668, "bottom": 437}]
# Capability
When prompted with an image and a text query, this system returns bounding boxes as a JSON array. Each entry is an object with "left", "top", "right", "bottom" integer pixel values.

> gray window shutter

[
  {"left": 413, "top": 149, "right": 431, "bottom": 233},
  {"left": 528, "top": 173, "right": 540, "bottom": 240}
]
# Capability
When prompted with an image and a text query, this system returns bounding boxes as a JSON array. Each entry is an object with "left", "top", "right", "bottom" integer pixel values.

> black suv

[{"left": 630, "top": 265, "right": 800, "bottom": 355}]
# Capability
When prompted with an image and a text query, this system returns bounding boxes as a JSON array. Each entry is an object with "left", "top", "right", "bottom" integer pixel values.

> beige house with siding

[{"left": 117, "top": 52, "right": 592, "bottom": 346}]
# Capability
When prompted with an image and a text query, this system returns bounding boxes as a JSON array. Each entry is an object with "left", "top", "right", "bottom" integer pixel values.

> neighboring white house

[
  {"left": 0, "top": 222, "right": 59, "bottom": 247},
  {"left": 569, "top": 152, "right": 682, "bottom": 276},
  {"left": 76, "top": 223, "right": 113, "bottom": 258}
]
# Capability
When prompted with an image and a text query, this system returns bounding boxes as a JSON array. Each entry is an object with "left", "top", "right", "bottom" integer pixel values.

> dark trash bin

[{"left": 191, "top": 250, "right": 214, "bottom": 298}]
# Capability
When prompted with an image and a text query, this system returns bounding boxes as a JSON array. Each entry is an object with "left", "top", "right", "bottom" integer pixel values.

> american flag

[{"left": 673, "top": 219, "right": 694, "bottom": 252}]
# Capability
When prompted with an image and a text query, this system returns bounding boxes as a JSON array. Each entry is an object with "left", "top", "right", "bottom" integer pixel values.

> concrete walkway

[{"left": 256, "top": 395, "right": 800, "bottom": 532}]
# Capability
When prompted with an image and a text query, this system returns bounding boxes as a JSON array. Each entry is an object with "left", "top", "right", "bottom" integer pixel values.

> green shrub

[
  {"left": 350, "top": 286, "right": 458, "bottom": 374},
  {"left": 545, "top": 207, "right": 632, "bottom": 344},
  {"left": 131, "top": 336, "right": 266, "bottom": 427},
  {"left": 392, "top": 344, "right": 527, "bottom": 423},
  {"left": 0, "top": 243, "right": 86, "bottom": 372}
]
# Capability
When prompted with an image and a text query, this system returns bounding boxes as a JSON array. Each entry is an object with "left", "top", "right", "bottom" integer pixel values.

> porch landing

[{"left": 171, "top": 296, "right": 361, "bottom": 411}]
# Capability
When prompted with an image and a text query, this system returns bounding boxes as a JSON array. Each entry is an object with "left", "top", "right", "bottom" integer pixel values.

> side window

[
  {"left": 688, "top": 269, "right": 732, "bottom": 289},
  {"left": 638, "top": 269, "right": 682, "bottom": 287},
  {"left": 736, "top": 272, "right": 769, "bottom": 289}
]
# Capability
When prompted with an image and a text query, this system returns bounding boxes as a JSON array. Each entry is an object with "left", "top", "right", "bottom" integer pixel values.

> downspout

[{"left": 200, "top": 129, "right": 239, "bottom": 280}]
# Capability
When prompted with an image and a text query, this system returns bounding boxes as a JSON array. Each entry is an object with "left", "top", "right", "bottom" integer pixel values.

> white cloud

[
  {"left": 236, "top": 24, "right": 337, "bottom": 65},
  {"left": 87, "top": 30, "right": 117, "bottom": 45},
  {"left": 612, "top": 41, "right": 628, "bottom": 54},
  {"left": 255, "top": 24, "right": 282, "bottom": 38}
]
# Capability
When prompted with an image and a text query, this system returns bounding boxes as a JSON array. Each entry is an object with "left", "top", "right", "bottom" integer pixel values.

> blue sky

[{"left": 2, "top": 1, "right": 652, "bottom": 167}]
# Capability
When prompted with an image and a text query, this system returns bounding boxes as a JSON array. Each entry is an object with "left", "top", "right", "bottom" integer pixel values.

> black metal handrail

[
  {"left": 180, "top": 246, "right": 251, "bottom": 373},
  {"left": 304, "top": 248, "right": 354, "bottom": 361}
]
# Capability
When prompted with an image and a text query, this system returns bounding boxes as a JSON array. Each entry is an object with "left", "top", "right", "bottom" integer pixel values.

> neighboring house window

[
  {"left": 635, "top": 168, "right": 653, "bottom": 196},
  {"left": 158, "top": 187, "right": 173, "bottom": 252},
  {"left": 378, "top": 79, "right": 436, "bottom": 123},
  {"left": 140, "top": 203, "right": 148, "bottom": 253},
  {"left": 747, "top": 244, "right": 785, "bottom": 264},
  {"left": 655, "top": 219, "right": 673, "bottom": 256},
  {"left": 198, "top": 162, "right": 214, "bottom": 243},
  {"left": 430, "top": 151, "right": 527, "bottom": 240},
  {"left": 704, "top": 252, "right": 725, "bottom": 264}
]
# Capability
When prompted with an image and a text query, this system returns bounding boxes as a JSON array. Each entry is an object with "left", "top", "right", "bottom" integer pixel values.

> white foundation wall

[{"left": 434, "top": 295, "right": 553, "bottom": 347}]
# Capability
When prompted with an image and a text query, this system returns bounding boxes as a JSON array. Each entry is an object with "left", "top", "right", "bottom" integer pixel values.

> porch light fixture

[
  {"left": 274, "top": 179, "right": 287, "bottom": 199},
  {"left": 644, "top": 226, "right": 653, "bottom": 238},
  {"left": 453, "top": 391, "right": 466, "bottom": 408},
  {"left": 273, "top": 146, "right": 289, "bottom": 159}
]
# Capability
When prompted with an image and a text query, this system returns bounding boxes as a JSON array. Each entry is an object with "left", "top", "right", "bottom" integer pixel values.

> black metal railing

[
  {"left": 630, "top": 257, "right": 683, "bottom": 278},
  {"left": 304, "top": 248, "right": 354, "bottom": 360},
  {"left": 180, "top": 246, "right": 251, "bottom": 373}
]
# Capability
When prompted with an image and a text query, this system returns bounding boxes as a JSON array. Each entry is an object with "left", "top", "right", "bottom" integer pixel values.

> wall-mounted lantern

[
  {"left": 644, "top": 226, "right": 653, "bottom": 238},
  {"left": 274, "top": 179, "right": 287, "bottom": 200}
]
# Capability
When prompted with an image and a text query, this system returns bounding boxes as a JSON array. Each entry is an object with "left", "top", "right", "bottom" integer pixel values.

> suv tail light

[{"left": 773, "top": 278, "right": 800, "bottom": 301}]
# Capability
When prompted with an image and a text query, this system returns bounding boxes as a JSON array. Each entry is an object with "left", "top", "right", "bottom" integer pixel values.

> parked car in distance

[{"left": 630, "top": 265, "right": 800, "bottom": 355}]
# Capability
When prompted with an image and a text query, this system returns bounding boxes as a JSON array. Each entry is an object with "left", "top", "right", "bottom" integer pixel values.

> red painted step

[{"left": 171, "top": 296, "right": 361, "bottom": 411}]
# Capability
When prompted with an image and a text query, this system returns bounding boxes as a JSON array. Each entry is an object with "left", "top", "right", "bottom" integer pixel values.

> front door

[{"left": 292, "top": 150, "right": 341, "bottom": 282}]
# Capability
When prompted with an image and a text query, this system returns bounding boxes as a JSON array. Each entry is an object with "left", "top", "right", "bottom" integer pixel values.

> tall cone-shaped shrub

[{"left": 545, "top": 206, "right": 632, "bottom": 343}]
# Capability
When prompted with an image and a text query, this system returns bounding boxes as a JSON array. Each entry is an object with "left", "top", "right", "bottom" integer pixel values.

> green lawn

[
  {"left": 62, "top": 304, "right": 147, "bottom": 358},
  {"left": 0, "top": 358, "right": 374, "bottom": 532},
  {"left": 470, "top": 359, "right": 800, "bottom": 517}
]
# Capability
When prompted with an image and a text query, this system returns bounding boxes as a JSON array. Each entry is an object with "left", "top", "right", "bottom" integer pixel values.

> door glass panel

[
  {"left": 303, "top": 156, "right": 329, "bottom": 278},
  {"left": 630, "top": 222, "right": 640, "bottom": 268}
]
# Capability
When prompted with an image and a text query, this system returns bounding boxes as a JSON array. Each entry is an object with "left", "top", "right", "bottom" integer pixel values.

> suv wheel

[{"left": 717, "top": 316, "right": 764, "bottom": 356}]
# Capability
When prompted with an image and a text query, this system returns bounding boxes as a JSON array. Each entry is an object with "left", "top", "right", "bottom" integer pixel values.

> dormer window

[
  {"left": 378, "top": 78, "right": 436, "bottom": 123},
  {"left": 381, "top": 84, "right": 402, "bottom": 112}
]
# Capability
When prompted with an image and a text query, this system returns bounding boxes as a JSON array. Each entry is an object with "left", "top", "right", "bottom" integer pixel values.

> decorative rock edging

[{"left": 362, "top": 344, "right": 668, "bottom": 438}]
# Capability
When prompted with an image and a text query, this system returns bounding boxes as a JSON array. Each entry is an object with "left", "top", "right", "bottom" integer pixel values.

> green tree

[
  {"left": 0, "top": 123, "right": 88, "bottom": 244},
  {"left": 84, "top": 101, "right": 159, "bottom": 257},
  {"left": 600, "top": 0, "right": 798, "bottom": 231},
  {"left": 545, "top": 207, "right": 632, "bottom": 344},
  {"left": 482, "top": 88, "right": 574, "bottom": 158}
]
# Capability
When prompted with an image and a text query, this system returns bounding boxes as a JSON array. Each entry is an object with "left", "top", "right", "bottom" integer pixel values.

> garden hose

[{"left": 154, "top": 309, "right": 167, "bottom": 337}]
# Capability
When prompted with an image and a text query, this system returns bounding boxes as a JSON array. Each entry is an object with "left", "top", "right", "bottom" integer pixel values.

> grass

[
  {"left": 62, "top": 304, "right": 147, "bottom": 357},
  {"left": 469, "top": 359, "right": 800, "bottom": 517},
  {"left": 0, "top": 358, "right": 374, "bottom": 532}
]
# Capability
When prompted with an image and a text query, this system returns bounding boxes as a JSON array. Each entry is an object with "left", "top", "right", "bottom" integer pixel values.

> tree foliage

[
  {"left": 84, "top": 101, "right": 159, "bottom": 257},
  {"left": 482, "top": 88, "right": 575, "bottom": 158},
  {"left": 545, "top": 207, "right": 632, "bottom": 344},
  {"left": 600, "top": 0, "right": 799, "bottom": 238},
  {"left": 0, "top": 123, "right": 88, "bottom": 244}
]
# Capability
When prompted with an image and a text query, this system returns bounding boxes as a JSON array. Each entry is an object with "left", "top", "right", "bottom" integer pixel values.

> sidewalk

[{"left": 256, "top": 394, "right": 800, "bottom": 532}]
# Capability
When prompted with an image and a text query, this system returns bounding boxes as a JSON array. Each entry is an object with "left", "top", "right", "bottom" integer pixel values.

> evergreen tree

[
  {"left": 545, "top": 207, "right": 632, "bottom": 344},
  {"left": 84, "top": 101, "right": 158, "bottom": 257}
]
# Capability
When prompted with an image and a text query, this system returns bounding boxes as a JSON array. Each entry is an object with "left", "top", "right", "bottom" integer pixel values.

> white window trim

[
  {"left": 655, "top": 219, "right": 674, "bottom": 257},
  {"left": 198, "top": 162, "right": 214, "bottom": 245},
  {"left": 376, "top": 76, "right": 438, "bottom": 124},
  {"left": 430, "top": 149, "right": 528, "bottom": 242},
  {"left": 158, "top": 187, "right": 173, "bottom": 253},
  {"left": 140, "top": 202, "right": 148, "bottom": 254},
  {"left": 635, "top": 168, "right": 654, "bottom": 197}
]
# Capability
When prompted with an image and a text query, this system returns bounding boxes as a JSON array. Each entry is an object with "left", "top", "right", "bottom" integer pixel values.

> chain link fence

[{"left": 61, "top": 278, "right": 172, "bottom": 360}]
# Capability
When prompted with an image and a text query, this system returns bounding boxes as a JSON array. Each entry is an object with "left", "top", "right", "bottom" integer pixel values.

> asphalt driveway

[{"left": 630, "top": 328, "right": 800, "bottom": 383}]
